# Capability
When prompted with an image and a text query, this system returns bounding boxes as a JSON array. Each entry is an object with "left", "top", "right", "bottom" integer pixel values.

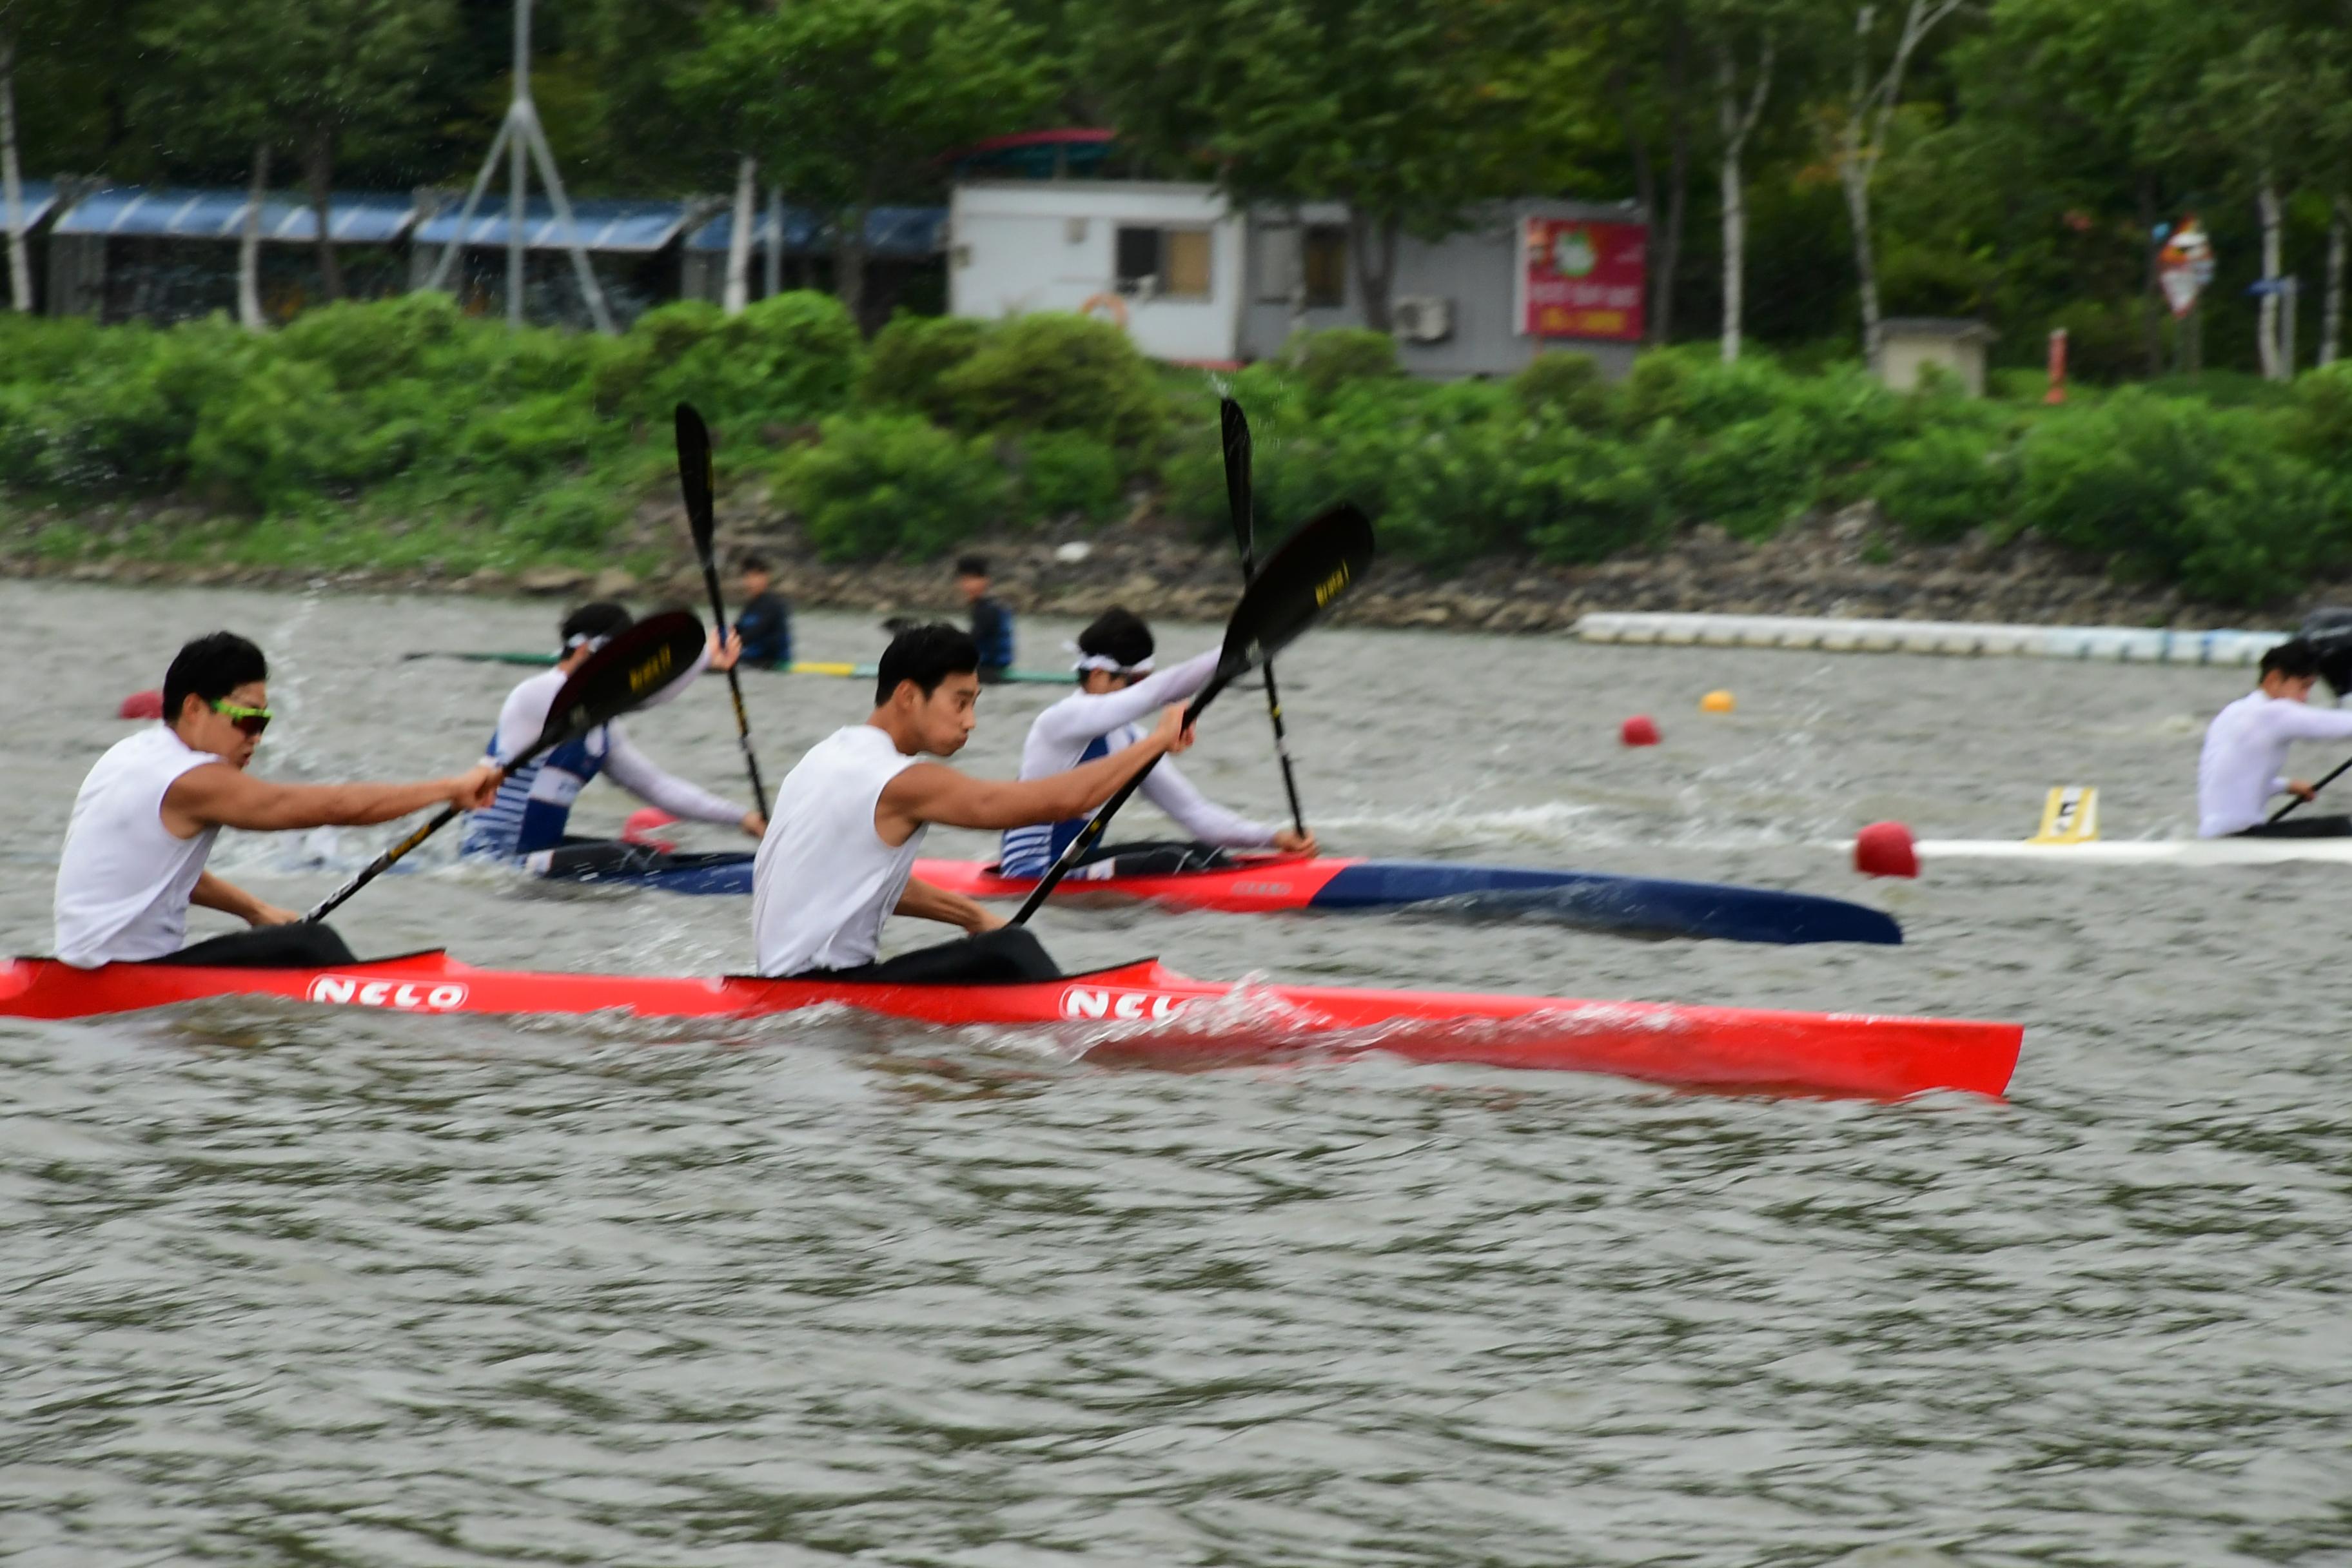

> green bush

[
  {"left": 593, "top": 291, "right": 861, "bottom": 426},
  {"left": 1284, "top": 327, "right": 1400, "bottom": 404},
  {"left": 1017, "top": 431, "right": 1123, "bottom": 524},
  {"left": 936, "top": 311, "right": 1165, "bottom": 455},
  {"left": 862, "top": 313, "right": 990, "bottom": 421},
  {"left": 1655, "top": 413, "right": 1821, "bottom": 538},
  {"left": 776, "top": 415, "right": 1008, "bottom": 561},
  {"left": 1874, "top": 424, "right": 2014, "bottom": 542},
  {"left": 1511, "top": 352, "right": 1610, "bottom": 427}
]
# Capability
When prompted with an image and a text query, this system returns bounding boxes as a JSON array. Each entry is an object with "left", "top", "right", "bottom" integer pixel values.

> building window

[
  {"left": 1302, "top": 225, "right": 1347, "bottom": 308},
  {"left": 1115, "top": 225, "right": 1213, "bottom": 299}
]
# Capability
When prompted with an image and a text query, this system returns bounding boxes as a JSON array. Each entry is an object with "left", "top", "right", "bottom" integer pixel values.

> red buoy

[
  {"left": 623, "top": 807, "right": 678, "bottom": 849},
  {"left": 1620, "top": 715, "right": 1660, "bottom": 747},
  {"left": 118, "top": 690, "right": 164, "bottom": 720},
  {"left": 1854, "top": 821, "right": 1919, "bottom": 879}
]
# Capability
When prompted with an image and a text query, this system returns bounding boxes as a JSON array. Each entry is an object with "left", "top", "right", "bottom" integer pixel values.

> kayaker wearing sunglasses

[
  {"left": 53, "top": 631, "right": 502, "bottom": 970},
  {"left": 752, "top": 622, "right": 1193, "bottom": 983},
  {"left": 2199, "top": 636, "right": 2352, "bottom": 838},
  {"left": 995, "top": 607, "right": 1314, "bottom": 881},
  {"left": 461, "top": 602, "right": 764, "bottom": 876}
]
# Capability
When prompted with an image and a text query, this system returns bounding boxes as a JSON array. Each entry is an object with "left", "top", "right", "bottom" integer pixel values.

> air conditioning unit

[{"left": 1392, "top": 295, "right": 1455, "bottom": 343}]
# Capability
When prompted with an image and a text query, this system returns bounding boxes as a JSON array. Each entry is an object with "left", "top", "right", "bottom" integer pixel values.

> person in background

[
  {"left": 733, "top": 554, "right": 792, "bottom": 669},
  {"left": 957, "top": 554, "right": 1015, "bottom": 682},
  {"left": 2197, "top": 636, "right": 2352, "bottom": 837}
]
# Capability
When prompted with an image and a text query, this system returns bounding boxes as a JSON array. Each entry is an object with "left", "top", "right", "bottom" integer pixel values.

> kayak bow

[
  {"left": 532, "top": 851, "right": 1902, "bottom": 946},
  {"left": 0, "top": 952, "right": 2018, "bottom": 1099}
]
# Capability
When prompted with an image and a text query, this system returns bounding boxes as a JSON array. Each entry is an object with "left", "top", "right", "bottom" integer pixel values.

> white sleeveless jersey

[
  {"left": 54, "top": 727, "right": 226, "bottom": 967},
  {"left": 752, "top": 725, "right": 926, "bottom": 975}
]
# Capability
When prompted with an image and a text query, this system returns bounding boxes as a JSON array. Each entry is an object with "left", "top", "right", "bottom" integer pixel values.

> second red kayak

[{"left": 0, "top": 952, "right": 2019, "bottom": 1099}]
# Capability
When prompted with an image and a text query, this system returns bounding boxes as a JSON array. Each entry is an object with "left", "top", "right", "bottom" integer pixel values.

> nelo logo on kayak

[
  {"left": 1059, "top": 986, "right": 1189, "bottom": 1023},
  {"left": 306, "top": 975, "right": 471, "bottom": 1011}
]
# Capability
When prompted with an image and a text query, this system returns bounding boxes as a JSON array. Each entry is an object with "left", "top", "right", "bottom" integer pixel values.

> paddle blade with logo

[
  {"left": 675, "top": 404, "right": 717, "bottom": 549},
  {"left": 1207, "top": 502, "right": 1374, "bottom": 701}
]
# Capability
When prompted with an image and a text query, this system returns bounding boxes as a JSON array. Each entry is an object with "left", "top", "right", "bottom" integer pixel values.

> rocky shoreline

[{"left": 3, "top": 496, "right": 2331, "bottom": 632}]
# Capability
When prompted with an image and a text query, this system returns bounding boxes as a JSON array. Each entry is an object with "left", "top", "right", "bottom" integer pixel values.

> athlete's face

[
  {"left": 177, "top": 680, "right": 268, "bottom": 769},
  {"left": 907, "top": 672, "right": 981, "bottom": 756}
]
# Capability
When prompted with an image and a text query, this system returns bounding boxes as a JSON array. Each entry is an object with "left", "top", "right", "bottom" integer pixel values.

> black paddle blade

[
  {"left": 538, "top": 609, "right": 707, "bottom": 756},
  {"left": 674, "top": 402, "right": 718, "bottom": 555},
  {"left": 1211, "top": 503, "right": 1373, "bottom": 695},
  {"left": 1220, "top": 397, "right": 1254, "bottom": 568}
]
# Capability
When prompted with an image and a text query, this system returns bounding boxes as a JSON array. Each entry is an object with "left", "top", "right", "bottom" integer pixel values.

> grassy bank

[{"left": 7, "top": 297, "right": 2352, "bottom": 607}]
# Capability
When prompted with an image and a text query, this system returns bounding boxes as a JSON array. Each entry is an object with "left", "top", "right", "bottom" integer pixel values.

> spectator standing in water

[
  {"left": 733, "top": 555, "right": 792, "bottom": 669},
  {"left": 957, "top": 554, "right": 1014, "bottom": 682}
]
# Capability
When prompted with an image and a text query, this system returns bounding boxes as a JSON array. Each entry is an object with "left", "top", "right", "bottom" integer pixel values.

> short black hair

[
  {"left": 876, "top": 622, "right": 979, "bottom": 705},
  {"left": 955, "top": 554, "right": 989, "bottom": 579},
  {"left": 738, "top": 553, "right": 771, "bottom": 575},
  {"left": 2262, "top": 637, "right": 2323, "bottom": 681},
  {"left": 560, "top": 601, "right": 634, "bottom": 649},
  {"left": 162, "top": 632, "right": 267, "bottom": 725},
  {"left": 1078, "top": 606, "right": 1154, "bottom": 670}
]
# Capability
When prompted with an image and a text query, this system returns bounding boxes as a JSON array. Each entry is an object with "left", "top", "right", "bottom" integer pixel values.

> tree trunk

[
  {"left": 2258, "top": 172, "right": 2284, "bottom": 380},
  {"left": 1841, "top": 155, "right": 1881, "bottom": 369},
  {"left": 1656, "top": 22, "right": 1692, "bottom": 346},
  {"left": 724, "top": 153, "right": 756, "bottom": 315},
  {"left": 1348, "top": 206, "right": 1399, "bottom": 333},
  {"left": 239, "top": 141, "right": 271, "bottom": 333},
  {"left": 305, "top": 124, "right": 342, "bottom": 304},
  {"left": 2325, "top": 197, "right": 2347, "bottom": 368},
  {"left": 834, "top": 206, "right": 868, "bottom": 331},
  {"left": 1, "top": 29, "right": 31, "bottom": 313},
  {"left": 1714, "top": 41, "right": 1773, "bottom": 364},
  {"left": 763, "top": 182, "right": 783, "bottom": 300}
]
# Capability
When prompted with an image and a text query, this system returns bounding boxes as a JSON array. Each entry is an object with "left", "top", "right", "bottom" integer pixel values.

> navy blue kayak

[{"left": 532, "top": 848, "right": 1901, "bottom": 946}]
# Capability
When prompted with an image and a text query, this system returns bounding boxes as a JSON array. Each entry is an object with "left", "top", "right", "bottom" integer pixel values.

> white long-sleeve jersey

[
  {"left": 2197, "top": 689, "right": 2352, "bottom": 836},
  {"left": 999, "top": 647, "right": 1274, "bottom": 876},
  {"left": 461, "top": 649, "right": 744, "bottom": 857}
]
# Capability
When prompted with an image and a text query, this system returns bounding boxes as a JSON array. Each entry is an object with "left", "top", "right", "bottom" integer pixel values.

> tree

[
  {"left": 1088, "top": 0, "right": 1540, "bottom": 332},
  {"left": 672, "top": 0, "right": 1055, "bottom": 329},
  {"left": 137, "top": 0, "right": 453, "bottom": 317},
  {"left": 1696, "top": 1, "right": 1790, "bottom": 362},
  {"left": 1832, "top": 0, "right": 1970, "bottom": 368}
]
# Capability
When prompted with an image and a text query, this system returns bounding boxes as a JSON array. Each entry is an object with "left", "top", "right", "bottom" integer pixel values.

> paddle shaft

[
  {"left": 698, "top": 561, "right": 770, "bottom": 819},
  {"left": 2269, "top": 754, "right": 2352, "bottom": 822},
  {"left": 1223, "top": 401, "right": 1308, "bottom": 837}
]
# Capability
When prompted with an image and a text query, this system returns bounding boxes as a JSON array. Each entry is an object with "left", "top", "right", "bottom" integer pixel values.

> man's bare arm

[
  {"left": 190, "top": 871, "right": 296, "bottom": 926},
  {"left": 164, "top": 763, "right": 501, "bottom": 837},
  {"left": 877, "top": 705, "right": 1191, "bottom": 839},
  {"left": 894, "top": 876, "right": 1003, "bottom": 934}
]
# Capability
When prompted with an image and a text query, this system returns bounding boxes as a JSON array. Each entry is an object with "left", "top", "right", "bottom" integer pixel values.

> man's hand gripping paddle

[
  {"left": 2269, "top": 756, "right": 2352, "bottom": 824},
  {"left": 1222, "top": 398, "right": 1309, "bottom": 838},
  {"left": 300, "top": 612, "right": 709, "bottom": 924},
  {"left": 676, "top": 402, "right": 770, "bottom": 819},
  {"left": 1010, "top": 503, "right": 1374, "bottom": 927}
]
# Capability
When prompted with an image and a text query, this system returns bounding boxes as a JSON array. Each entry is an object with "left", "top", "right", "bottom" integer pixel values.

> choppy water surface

[{"left": 3, "top": 580, "right": 2347, "bottom": 1565}]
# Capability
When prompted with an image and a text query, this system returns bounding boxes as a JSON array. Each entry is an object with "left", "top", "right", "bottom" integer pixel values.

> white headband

[
  {"left": 1073, "top": 652, "right": 1154, "bottom": 675},
  {"left": 564, "top": 633, "right": 612, "bottom": 653}
]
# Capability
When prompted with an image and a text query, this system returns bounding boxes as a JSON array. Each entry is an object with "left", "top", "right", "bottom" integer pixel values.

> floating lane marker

[{"left": 1576, "top": 612, "right": 2286, "bottom": 665}]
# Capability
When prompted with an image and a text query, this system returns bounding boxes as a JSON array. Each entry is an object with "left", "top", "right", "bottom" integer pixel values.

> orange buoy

[{"left": 1700, "top": 690, "right": 1735, "bottom": 714}]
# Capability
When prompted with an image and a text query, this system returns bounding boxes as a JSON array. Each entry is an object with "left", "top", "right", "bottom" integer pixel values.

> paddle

[
  {"left": 1222, "top": 398, "right": 1309, "bottom": 838},
  {"left": 2268, "top": 756, "right": 2352, "bottom": 823},
  {"left": 301, "top": 611, "right": 709, "bottom": 925},
  {"left": 1010, "top": 503, "right": 1374, "bottom": 926},
  {"left": 675, "top": 402, "right": 770, "bottom": 819}
]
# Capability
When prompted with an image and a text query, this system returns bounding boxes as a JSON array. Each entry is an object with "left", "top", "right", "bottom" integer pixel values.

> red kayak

[{"left": 0, "top": 952, "right": 2021, "bottom": 1099}]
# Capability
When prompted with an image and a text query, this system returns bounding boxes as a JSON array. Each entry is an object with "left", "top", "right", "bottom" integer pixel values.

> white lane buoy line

[{"left": 1576, "top": 612, "right": 2286, "bottom": 666}]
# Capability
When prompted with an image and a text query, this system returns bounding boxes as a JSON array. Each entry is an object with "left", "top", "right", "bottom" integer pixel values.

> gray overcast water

[{"left": 2, "top": 578, "right": 2347, "bottom": 1565}]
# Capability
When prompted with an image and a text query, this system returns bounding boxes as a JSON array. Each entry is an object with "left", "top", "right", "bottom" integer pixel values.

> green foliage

[
  {"left": 1285, "top": 328, "right": 1402, "bottom": 405},
  {"left": 1017, "top": 432, "right": 1124, "bottom": 524},
  {"left": 936, "top": 313, "right": 1166, "bottom": 454},
  {"left": 1874, "top": 425, "right": 2016, "bottom": 542},
  {"left": 1511, "top": 352, "right": 1610, "bottom": 427},
  {"left": 862, "top": 313, "right": 990, "bottom": 420},
  {"left": 594, "top": 293, "right": 863, "bottom": 426},
  {"left": 776, "top": 415, "right": 1009, "bottom": 560}
]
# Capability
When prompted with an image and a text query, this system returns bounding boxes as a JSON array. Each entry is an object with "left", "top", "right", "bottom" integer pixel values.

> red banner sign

[{"left": 1518, "top": 218, "right": 1647, "bottom": 342}]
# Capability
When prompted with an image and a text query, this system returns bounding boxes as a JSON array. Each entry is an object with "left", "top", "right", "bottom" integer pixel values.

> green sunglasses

[{"left": 210, "top": 698, "right": 273, "bottom": 737}]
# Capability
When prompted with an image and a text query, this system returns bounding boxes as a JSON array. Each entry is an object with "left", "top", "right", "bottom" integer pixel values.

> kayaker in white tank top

[
  {"left": 752, "top": 623, "right": 1195, "bottom": 979},
  {"left": 54, "top": 632, "right": 502, "bottom": 968}
]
